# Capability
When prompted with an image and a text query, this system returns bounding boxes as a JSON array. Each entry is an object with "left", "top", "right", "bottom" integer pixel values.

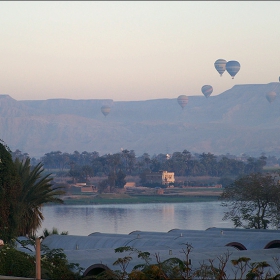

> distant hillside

[{"left": 1, "top": 82, "right": 280, "bottom": 158}]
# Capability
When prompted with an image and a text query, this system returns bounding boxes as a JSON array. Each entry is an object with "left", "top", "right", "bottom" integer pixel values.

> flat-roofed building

[{"left": 145, "top": 171, "right": 175, "bottom": 185}]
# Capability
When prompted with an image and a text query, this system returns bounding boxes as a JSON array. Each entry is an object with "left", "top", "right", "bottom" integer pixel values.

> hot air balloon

[
  {"left": 226, "top": 60, "right": 240, "bottom": 79},
  {"left": 101, "top": 105, "right": 111, "bottom": 116},
  {"left": 266, "top": 91, "right": 277, "bottom": 103},
  {"left": 177, "top": 95, "right": 188, "bottom": 109},
  {"left": 201, "top": 85, "right": 213, "bottom": 98},
  {"left": 214, "top": 59, "right": 227, "bottom": 76}
]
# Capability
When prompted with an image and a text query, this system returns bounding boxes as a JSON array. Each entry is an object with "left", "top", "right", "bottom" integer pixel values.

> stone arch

[
  {"left": 167, "top": 228, "right": 179, "bottom": 232},
  {"left": 226, "top": 242, "right": 247, "bottom": 250},
  {"left": 83, "top": 263, "right": 110, "bottom": 277},
  {"left": 264, "top": 240, "right": 280, "bottom": 249},
  {"left": 129, "top": 230, "right": 141, "bottom": 235},
  {"left": 205, "top": 227, "right": 216, "bottom": 231}
]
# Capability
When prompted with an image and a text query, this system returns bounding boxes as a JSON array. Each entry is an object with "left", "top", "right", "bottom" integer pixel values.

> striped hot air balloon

[
  {"left": 201, "top": 85, "right": 213, "bottom": 98},
  {"left": 266, "top": 91, "right": 277, "bottom": 103},
  {"left": 177, "top": 95, "right": 188, "bottom": 109},
  {"left": 214, "top": 59, "right": 227, "bottom": 76},
  {"left": 226, "top": 60, "right": 240, "bottom": 79},
  {"left": 101, "top": 105, "right": 111, "bottom": 116}
]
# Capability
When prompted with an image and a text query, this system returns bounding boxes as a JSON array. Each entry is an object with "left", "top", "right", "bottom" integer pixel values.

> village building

[
  {"left": 145, "top": 171, "right": 175, "bottom": 185},
  {"left": 70, "top": 183, "right": 97, "bottom": 194}
]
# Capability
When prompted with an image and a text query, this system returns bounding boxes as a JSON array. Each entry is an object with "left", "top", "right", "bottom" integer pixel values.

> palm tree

[
  {"left": 0, "top": 141, "right": 21, "bottom": 242},
  {"left": 14, "top": 158, "right": 65, "bottom": 236}
]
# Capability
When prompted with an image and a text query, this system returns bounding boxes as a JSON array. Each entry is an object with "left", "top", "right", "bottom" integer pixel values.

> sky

[{"left": 1, "top": 1, "right": 280, "bottom": 102}]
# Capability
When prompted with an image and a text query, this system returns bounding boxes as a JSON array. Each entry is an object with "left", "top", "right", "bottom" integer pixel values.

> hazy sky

[{"left": 1, "top": 1, "right": 280, "bottom": 101}]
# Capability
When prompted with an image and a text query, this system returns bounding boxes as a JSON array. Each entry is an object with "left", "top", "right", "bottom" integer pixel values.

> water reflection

[{"left": 39, "top": 202, "right": 233, "bottom": 236}]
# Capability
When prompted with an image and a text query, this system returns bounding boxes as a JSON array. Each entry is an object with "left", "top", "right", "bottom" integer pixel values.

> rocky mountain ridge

[{"left": 0, "top": 82, "right": 280, "bottom": 158}]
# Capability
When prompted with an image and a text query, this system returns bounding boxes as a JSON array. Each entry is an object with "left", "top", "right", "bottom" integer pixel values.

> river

[{"left": 38, "top": 201, "right": 234, "bottom": 236}]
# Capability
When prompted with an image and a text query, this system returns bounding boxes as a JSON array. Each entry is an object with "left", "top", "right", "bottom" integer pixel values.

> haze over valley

[{"left": 1, "top": 82, "right": 280, "bottom": 158}]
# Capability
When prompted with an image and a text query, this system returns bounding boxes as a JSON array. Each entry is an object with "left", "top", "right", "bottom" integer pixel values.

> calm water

[{"left": 39, "top": 201, "right": 233, "bottom": 236}]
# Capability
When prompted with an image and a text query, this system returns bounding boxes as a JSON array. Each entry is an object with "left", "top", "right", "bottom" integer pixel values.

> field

[{"left": 61, "top": 187, "right": 222, "bottom": 205}]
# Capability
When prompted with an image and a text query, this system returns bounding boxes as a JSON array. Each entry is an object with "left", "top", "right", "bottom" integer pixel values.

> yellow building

[{"left": 162, "top": 171, "right": 175, "bottom": 185}]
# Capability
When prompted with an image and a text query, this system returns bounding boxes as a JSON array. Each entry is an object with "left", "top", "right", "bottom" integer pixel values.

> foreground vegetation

[
  {"left": 221, "top": 172, "right": 280, "bottom": 229},
  {"left": 0, "top": 240, "right": 83, "bottom": 279},
  {"left": 2, "top": 241, "right": 280, "bottom": 280},
  {"left": 0, "top": 141, "right": 65, "bottom": 242},
  {"left": 89, "top": 244, "right": 280, "bottom": 280}
]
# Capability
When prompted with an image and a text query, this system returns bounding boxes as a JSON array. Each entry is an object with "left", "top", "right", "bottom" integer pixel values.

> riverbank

[{"left": 61, "top": 187, "right": 223, "bottom": 205}]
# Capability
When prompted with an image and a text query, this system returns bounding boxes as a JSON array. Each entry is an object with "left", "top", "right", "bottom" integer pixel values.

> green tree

[
  {"left": 42, "top": 227, "right": 68, "bottom": 238},
  {"left": 0, "top": 244, "right": 34, "bottom": 278},
  {"left": 182, "top": 149, "right": 192, "bottom": 175},
  {"left": 115, "top": 170, "right": 126, "bottom": 188},
  {"left": 81, "top": 165, "right": 94, "bottom": 182},
  {"left": 108, "top": 171, "right": 117, "bottom": 191},
  {"left": 138, "top": 153, "right": 151, "bottom": 171},
  {"left": 107, "top": 170, "right": 126, "bottom": 190},
  {"left": 150, "top": 158, "right": 161, "bottom": 172},
  {"left": 244, "top": 156, "right": 267, "bottom": 174},
  {"left": 69, "top": 165, "right": 82, "bottom": 183},
  {"left": 98, "top": 179, "right": 109, "bottom": 194},
  {"left": 14, "top": 157, "right": 65, "bottom": 236},
  {"left": 0, "top": 141, "right": 21, "bottom": 242},
  {"left": 0, "top": 141, "right": 65, "bottom": 241},
  {"left": 0, "top": 243, "right": 83, "bottom": 279},
  {"left": 127, "top": 150, "right": 136, "bottom": 175},
  {"left": 199, "top": 152, "right": 217, "bottom": 176},
  {"left": 220, "top": 172, "right": 280, "bottom": 229},
  {"left": 170, "top": 152, "right": 186, "bottom": 176}
]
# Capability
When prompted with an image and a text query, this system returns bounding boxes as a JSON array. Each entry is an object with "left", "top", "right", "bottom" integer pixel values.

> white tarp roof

[{"left": 31, "top": 228, "right": 280, "bottom": 278}]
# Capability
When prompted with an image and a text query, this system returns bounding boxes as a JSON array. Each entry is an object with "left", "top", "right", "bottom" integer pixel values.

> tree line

[{"left": 11, "top": 149, "right": 271, "bottom": 182}]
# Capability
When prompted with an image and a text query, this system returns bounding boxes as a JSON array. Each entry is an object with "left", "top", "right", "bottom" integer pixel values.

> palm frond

[{"left": 14, "top": 157, "right": 65, "bottom": 236}]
